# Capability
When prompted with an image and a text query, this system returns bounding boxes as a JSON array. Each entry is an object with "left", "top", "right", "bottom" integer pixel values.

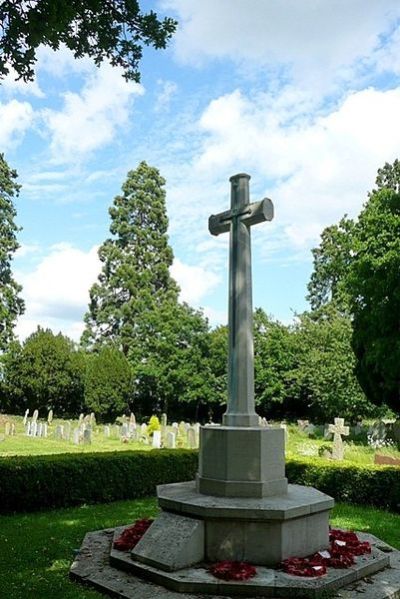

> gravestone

[
  {"left": 37, "top": 422, "right": 43, "bottom": 437},
  {"left": 47, "top": 409, "right": 53, "bottom": 424},
  {"left": 368, "top": 420, "right": 387, "bottom": 447},
  {"left": 297, "top": 419, "right": 309, "bottom": 431},
  {"left": 152, "top": 430, "right": 161, "bottom": 448},
  {"left": 121, "top": 423, "right": 129, "bottom": 438},
  {"left": 25, "top": 421, "right": 31, "bottom": 436},
  {"left": 73, "top": 428, "right": 80, "bottom": 445},
  {"left": 31, "top": 421, "right": 38, "bottom": 437},
  {"left": 42, "top": 423, "right": 48, "bottom": 438},
  {"left": 55, "top": 425, "right": 64, "bottom": 440},
  {"left": 140, "top": 423, "right": 147, "bottom": 435},
  {"left": 23, "top": 409, "right": 29, "bottom": 426},
  {"left": 32, "top": 409, "right": 39, "bottom": 423},
  {"left": 64, "top": 422, "right": 71, "bottom": 441},
  {"left": 104, "top": 425, "right": 110, "bottom": 438},
  {"left": 114, "top": 425, "right": 120, "bottom": 438},
  {"left": 161, "top": 413, "right": 167, "bottom": 427},
  {"left": 374, "top": 454, "right": 400, "bottom": 467},
  {"left": 10, "top": 423, "right": 15, "bottom": 436},
  {"left": 83, "top": 428, "right": 92, "bottom": 445},
  {"left": 165, "top": 431, "right": 176, "bottom": 449},
  {"left": 78, "top": 413, "right": 84, "bottom": 425},
  {"left": 4, "top": 422, "right": 10, "bottom": 436},
  {"left": 187, "top": 427, "right": 197, "bottom": 449},
  {"left": 129, "top": 412, "right": 136, "bottom": 427},
  {"left": 328, "top": 417, "right": 349, "bottom": 460}
]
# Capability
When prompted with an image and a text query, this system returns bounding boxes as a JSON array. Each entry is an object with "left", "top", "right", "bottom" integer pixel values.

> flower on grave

[
  {"left": 281, "top": 528, "right": 371, "bottom": 577},
  {"left": 208, "top": 560, "right": 257, "bottom": 581},
  {"left": 113, "top": 518, "right": 154, "bottom": 551}
]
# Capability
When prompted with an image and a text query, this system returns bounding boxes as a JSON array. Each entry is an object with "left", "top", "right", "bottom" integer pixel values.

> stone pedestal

[{"left": 198, "top": 426, "right": 288, "bottom": 497}]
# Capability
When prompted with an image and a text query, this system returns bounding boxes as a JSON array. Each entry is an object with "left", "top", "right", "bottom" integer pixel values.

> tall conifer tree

[
  {"left": 82, "top": 161, "right": 179, "bottom": 354},
  {"left": 0, "top": 154, "right": 24, "bottom": 350}
]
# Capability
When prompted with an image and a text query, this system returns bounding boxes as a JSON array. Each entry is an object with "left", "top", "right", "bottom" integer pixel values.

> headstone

[
  {"left": 73, "top": 428, "right": 80, "bottom": 445},
  {"left": 55, "top": 425, "right": 64, "bottom": 440},
  {"left": 165, "top": 431, "right": 176, "bottom": 449},
  {"left": 37, "top": 422, "right": 43, "bottom": 437},
  {"left": 25, "top": 421, "right": 31, "bottom": 436},
  {"left": 10, "top": 423, "right": 16, "bottom": 436},
  {"left": 129, "top": 412, "right": 136, "bottom": 427},
  {"left": 140, "top": 423, "right": 148, "bottom": 435},
  {"left": 31, "top": 421, "right": 38, "bottom": 437},
  {"left": 280, "top": 422, "right": 289, "bottom": 441},
  {"left": 368, "top": 420, "right": 388, "bottom": 447},
  {"left": 304, "top": 423, "right": 316, "bottom": 436},
  {"left": 42, "top": 423, "right": 48, "bottom": 438},
  {"left": 90, "top": 412, "right": 96, "bottom": 426},
  {"left": 374, "top": 454, "right": 400, "bottom": 467},
  {"left": 114, "top": 425, "right": 120, "bottom": 438},
  {"left": 328, "top": 417, "right": 349, "bottom": 460},
  {"left": 297, "top": 419, "right": 309, "bottom": 431},
  {"left": 78, "top": 413, "right": 84, "bottom": 425},
  {"left": 130, "top": 427, "right": 137, "bottom": 441},
  {"left": 103, "top": 425, "right": 110, "bottom": 438},
  {"left": 152, "top": 430, "right": 161, "bottom": 448},
  {"left": 83, "top": 428, "right": 92, "bottom": 445},
  {"left": 390, "top": 420, "right": 400, "bottom": 444},
  {"left": 23, "top": 409, "right": 29, "bottom": 426},
  {"left": 47, "top": 409, "right": 53, "bottom": 424},
  {"left": 161, "top": 413, "right": 167, "bottom": 427},
  {"left": 32, "top": 409, "right": 39, "bottom": 423},
  {"left": 121, "top": 423, "right": 129, "bottom": 438},
  {"left": 64, "top": 422, "right": 71, "bottom": 441},
  {"left": 4, "top": 422, "right": 10, "bottom": 436},
  {"left": 187, "top": 427, "right": 197, "bottom": 449}
]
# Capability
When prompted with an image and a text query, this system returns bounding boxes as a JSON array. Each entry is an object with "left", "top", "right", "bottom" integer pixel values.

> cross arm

[{"left": 209, "top": 197, "right": 274, "bottom": 236}]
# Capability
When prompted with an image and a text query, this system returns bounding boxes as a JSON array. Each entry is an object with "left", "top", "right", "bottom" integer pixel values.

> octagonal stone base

[{"left": 198, "top": 426, "right": 288, "bottom": 498}]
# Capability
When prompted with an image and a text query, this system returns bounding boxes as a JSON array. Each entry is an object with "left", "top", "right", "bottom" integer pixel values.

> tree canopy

[
  {"left": 307, "top": 159, "right": 400, "bottom": 414},
  {"left": 0, "top": 0, "right": 177, "bottom": 82},
  {"left": 0, "top": 154, "right": 24, "bottom": 351}
]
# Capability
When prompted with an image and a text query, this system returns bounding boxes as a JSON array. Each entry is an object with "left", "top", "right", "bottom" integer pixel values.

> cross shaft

[{"left": 209, "top": 173, "right": 273, "bottom": 427}]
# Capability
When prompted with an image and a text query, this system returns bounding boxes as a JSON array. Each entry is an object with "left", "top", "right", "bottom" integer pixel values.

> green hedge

[
  {"left": 0, "top": 449, "right": 198, "bottom": 513},
  {"left": 286, "top": 457, "right": 400, "bottom": 513},
  {"left": 0, "top": 450, "right": 399, "bottom": 514}
]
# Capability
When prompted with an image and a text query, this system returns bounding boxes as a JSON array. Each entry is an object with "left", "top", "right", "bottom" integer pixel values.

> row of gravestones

[{"left": 297, "top": 418, "right": 400, "bottom": 445}]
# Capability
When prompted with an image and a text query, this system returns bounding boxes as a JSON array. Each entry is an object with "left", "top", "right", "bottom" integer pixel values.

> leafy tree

[
  {"left": 290, "top": 307, "right": 376, "bottom": 423},
  {"left": 84, "top": 345, "right": 133, "bottom": 422},
  {"left": 347, "top": 186, "right": 400, "bottom": 413},
  {"left": 253, "top": 308, "right": 297, "bottom": 418},
  {"left": 0, "top": 154, "right": 24, "bottom": 351},
  {"left": 0, "top": 1, "right": 177, "bottom": 82},
  {"left": 3, "top": 327, "right": 85, "bottom": 416},
  {"left": 131, "top": 301, "right": 217, "bottom": 421},
  {"left": 306, "top": 216, "right": 355, "bottom": 312},
  {"left": 82, "top": 161, "right": 179, "bottom": 354}
]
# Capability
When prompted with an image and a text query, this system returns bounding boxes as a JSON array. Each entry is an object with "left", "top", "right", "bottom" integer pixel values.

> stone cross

[
  {"left": 328, "top": 417, "right": 349, "bottom": 460},
  {"left": 209, "top": 173, "right": 273, "bottom": 427}
]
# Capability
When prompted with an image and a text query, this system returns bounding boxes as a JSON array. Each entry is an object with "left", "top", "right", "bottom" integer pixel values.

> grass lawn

[{"left": 0, "top": 498, "right": 399, "bottom": 599}]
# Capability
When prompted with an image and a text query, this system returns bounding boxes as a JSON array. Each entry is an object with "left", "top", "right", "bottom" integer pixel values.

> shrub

[
  {"left": 147, "top": 415, "right": 161, "bottom": 435},
  {"left": 286, "top": 457, "right": 400, "bottom": 512},
  {"left": 0, "top": 449, "right": 198, "bottom": 513}
]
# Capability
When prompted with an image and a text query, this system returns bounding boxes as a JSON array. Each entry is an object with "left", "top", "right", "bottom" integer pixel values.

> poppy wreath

[
  {"left": 208, "top": 561, "right": 257, "bottom": 581},
  {"left": 281, "top": 528, "right": 371, "bottom": 577},
  {"left": 113, "top": 518, "right": 154, "bottom": 551}
]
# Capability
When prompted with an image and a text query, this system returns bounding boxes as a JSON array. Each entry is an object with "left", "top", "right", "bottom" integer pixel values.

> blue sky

[{"left": 1, "top": 0, "right": 400, "bottom": 341}]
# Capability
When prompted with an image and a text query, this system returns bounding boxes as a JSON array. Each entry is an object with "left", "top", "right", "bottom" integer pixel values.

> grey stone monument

[{"left": 130, "top": 173, "right": 334, "bottom": 576}]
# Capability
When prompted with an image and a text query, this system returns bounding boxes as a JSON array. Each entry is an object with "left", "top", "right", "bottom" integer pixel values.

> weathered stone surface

[
  {"left": 71, "top": 527, "right": 400, "bottom": 598},
  {"left": 131, "top": 511, "right": 204, "bottom": 572},
  {"left": 198, "top": 427, "right": 287, "bottom": 498}
]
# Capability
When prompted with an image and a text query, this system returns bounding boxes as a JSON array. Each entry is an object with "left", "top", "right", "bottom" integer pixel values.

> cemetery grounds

[{"left": 0, "top": 415, "right": 400, "bottom": 598}]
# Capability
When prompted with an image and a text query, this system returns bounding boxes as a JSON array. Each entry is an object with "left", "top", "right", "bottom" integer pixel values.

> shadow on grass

[{"left": 0, "top": 497, "right": 159, "bottom": 599}]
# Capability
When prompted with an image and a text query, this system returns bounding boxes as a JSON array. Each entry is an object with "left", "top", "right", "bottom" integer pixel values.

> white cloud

[
  {"left": 1, "top": 66, "right": 44, "bottom": 97},
  {"left": 155, "top": 80, "right": 178, "bottom": 111},
  {"left": 164, "top": 0, "right": 400, "bottom": 89},
  {"left": 43, "top": 64, "right": 144, "bottom": 162},
  {"left": 16, "top": 244, "right": 101, "bottom": 342},
  {"left": 171, "top": 258, "right": 220, "bottom": 305},
  {"left": 0, "top": 99, "right": 34, "bottom": 149}
]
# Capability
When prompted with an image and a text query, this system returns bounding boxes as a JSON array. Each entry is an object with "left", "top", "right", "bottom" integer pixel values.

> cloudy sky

[{"left": 2, "top": 1, "right": 400, "bottom": 341}]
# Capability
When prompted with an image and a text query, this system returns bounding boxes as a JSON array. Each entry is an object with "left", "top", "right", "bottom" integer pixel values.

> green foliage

[
  {"left": 307, "top": 159, "right": 400, "bottom": 415},
  {"left": 147, "top": 415, "right": 160, "bottom": 435},
  {"left": 84, "top": 346, "right": 133, "bottom": 422},
  {"left": 0, "top": 1, "right": 177, "bottom": 83},
  {"left": 307, "top": 216, "right": 355, "bottom": 312},
  {"left": 286, "top": 456, "right": 400, "bottom": 513},
  {"left": 82, "top": 161, "right": 179, "bottom": 353},
  {"left": 347, "top": 186, "right": 400, "bottom": 413},
  {"left": 290, "top": 307, "right": 376, "bottom": 422},
  {"left": 0, "top": 449, "right": 198, "bottom": 513},
  {"left": 2, "top": 327, "right": 85, "bottom": 416},
  {"left": 0, "top": 154, "right": 24, "bottom": 351},
  {"left": 254, "top": 308, "right": 297, "bottom": 417}
]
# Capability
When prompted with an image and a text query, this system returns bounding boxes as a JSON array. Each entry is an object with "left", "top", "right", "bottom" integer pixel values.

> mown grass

[{"left": 0, "top": 498, "right": 398, "bottom": 599}]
